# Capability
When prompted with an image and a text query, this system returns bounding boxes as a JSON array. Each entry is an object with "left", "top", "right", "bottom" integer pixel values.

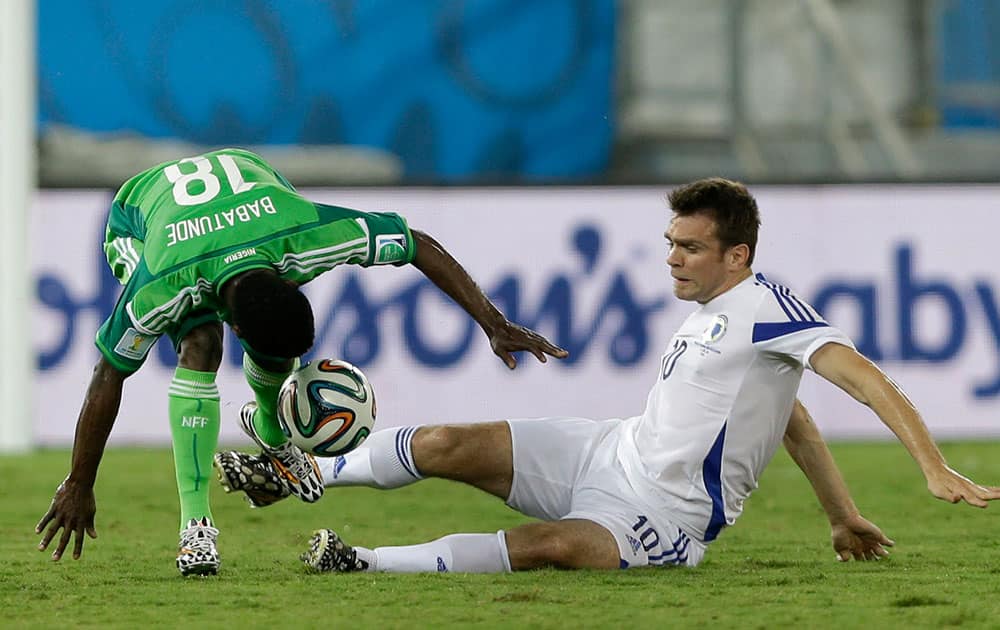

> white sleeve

[{"left": 751, "top": 282, "right": 854, "bottom": 370}]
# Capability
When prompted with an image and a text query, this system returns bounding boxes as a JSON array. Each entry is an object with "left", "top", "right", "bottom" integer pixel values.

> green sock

[
  {"left": 168, "top": 367, "right": 220, "bottom": 530},
  {"left": 243, "top": 354, "right": 296, "bottom": 448}
]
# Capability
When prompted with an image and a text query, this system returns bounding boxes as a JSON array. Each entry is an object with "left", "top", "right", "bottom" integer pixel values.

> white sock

[
  {"left": 318, "top": 427, "right": 423, "bottom": 488},
  {"left": 356, "top": 531, "right": 512, "bottom": 574},
  {"left": 317, "top": 450, "right": 371, "bottom": 486}
]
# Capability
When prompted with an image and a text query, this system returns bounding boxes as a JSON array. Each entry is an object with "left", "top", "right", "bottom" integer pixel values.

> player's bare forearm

[
  {"left": 809, "top": 343, "right": 946, "bottom": 475},
  {"left": 66, "top": 357, "right": 128, "bottom": 487},
  {"left": 410, "top": 228, "right": 568, "bottom": 368},
  {"left": 35, "top": 357, "right": 127, "bottom": 560},
  {"left": 784, "top": 400, "right": 895, "bottom": 560},
  {"left": 410, "top": 229, "right": 505, "bottom": 334},
  {"left": 810, "top": 342, "right": 1000, "bottom": 506},
  {"left": 783, "top": 400, "right": 858, "bottom": 525}
]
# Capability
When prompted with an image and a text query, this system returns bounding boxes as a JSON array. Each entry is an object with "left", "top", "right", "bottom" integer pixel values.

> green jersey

[{"left": 98, "top": 148, "right": 416, "bottom": 373}]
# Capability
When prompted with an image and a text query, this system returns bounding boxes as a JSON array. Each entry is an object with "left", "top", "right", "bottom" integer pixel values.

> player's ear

[{"left": 728, "top": 243, "right": 750, "bottom": 268}]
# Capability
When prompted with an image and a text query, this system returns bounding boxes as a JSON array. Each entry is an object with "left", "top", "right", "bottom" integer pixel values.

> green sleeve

[
  {"left": 104, "top": 234, "right": 145, "bottom": 285},
  {"left": 103, "top": 201, "right": 148, "bottom": 285},
  {"left": 360, "top": 211, "right": 416, "bottom": 267}
]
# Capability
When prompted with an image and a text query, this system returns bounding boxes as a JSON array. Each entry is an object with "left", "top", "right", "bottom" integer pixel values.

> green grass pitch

[{"left": 3, "top": 441, "right": 999, "bottom": 628}]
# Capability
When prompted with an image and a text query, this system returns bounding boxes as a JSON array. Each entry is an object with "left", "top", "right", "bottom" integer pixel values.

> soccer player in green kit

[{"left": 34, "top": 148, "right": 567, "bottom": 576}]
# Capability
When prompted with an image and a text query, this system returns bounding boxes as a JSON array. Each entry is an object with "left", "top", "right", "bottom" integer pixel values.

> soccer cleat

[
  {"left": 176, "top": 517, "right": 220, "bottom": 576},
  {"left": 213, "top": 450, "right": 290, "bottom": 508},
  {"left": 301, "top": 529, "right": 368, "bottom": 573},
  {"left": 238, "top": 401, "right": 324, "bottom": 503},
  {"left": 237, "top": 401, "right": 273, "bottom": 451}
]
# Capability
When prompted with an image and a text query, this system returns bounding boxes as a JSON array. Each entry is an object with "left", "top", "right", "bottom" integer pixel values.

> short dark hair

[
  {"left": 230, "top": 270, "right": 315, "bottom": 358},
  {"left": 667, "top": 177, "right": 761, "bottom": 265}
]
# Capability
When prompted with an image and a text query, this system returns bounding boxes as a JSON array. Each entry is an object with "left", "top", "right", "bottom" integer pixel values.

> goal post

[{"left": 0, "top": 0, "right": 36, "bottom": 453}]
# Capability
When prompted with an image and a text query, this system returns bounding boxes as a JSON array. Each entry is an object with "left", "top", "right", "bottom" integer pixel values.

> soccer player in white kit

[{"left": 220, "top": 177, "right": 1000, "bottom": 573}]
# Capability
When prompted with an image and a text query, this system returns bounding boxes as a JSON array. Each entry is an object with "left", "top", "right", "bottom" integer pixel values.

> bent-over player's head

[
  {"left": 228, "top": 269, "right": 315, "bottom": 358},
  {"left": 665, "top": 178, "right": 761, "bottom": 303}
]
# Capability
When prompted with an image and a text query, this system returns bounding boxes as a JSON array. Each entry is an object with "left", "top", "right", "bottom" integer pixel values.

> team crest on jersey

[
  {"left": 114, "top": 327, "right": 155, "bottom": 360},
  {"left": 374, "top": 234, "right": 408, "bottom": 264},
  {"left": 702, "top": 314, "right": 728, "bottom": 344}
]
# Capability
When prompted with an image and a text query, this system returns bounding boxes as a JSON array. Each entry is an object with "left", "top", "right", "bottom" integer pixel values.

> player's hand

[
  {"left": 35, "top": 479, "right": 97, "bottom": 561},
  {"left": 831, "top": 513, "right": 893, "bottom": 562},
  {"left": 925, "top": 465, "right": 1000, "bottom": 508},
  {"left": 488, "top": 320, "right": 568, "bottom": 369}
]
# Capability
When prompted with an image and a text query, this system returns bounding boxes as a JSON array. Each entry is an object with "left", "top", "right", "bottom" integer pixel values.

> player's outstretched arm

[
  {"left": 783, "top": 399, "right": 893, "bottom": 561},
  {"left": 409, "top": 229, "right": 568, "bottom": 368},
  {"left": 35, "top": 357, "right": 128, "bottom": 561},
  {"left": 810, "top": 342, "right": 1000, "bottom": 508}
]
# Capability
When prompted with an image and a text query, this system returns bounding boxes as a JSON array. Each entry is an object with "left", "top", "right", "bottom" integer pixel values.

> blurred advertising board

[{"left": 32, "top": 186, "right": 1000, "bottom": 444}]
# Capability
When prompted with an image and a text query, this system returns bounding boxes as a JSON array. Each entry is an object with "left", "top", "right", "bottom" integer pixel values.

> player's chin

[{"left": 672, "top": 284, "right": 697, "bottom": 301}]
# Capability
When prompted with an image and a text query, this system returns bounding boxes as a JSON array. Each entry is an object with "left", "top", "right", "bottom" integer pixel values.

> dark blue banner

[{"left": 39, "top": 0, "right": 615, "bottom": 181}]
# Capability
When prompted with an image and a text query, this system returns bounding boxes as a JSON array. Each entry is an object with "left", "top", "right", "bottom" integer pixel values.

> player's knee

[
  {"left": 537, "top": 529, "right": 581, "bottom": 567},
  {"left": 412, "top": 425, "right": 468, "bottom": 471},
  {"left": 412, "top": 424, "right": 502, "bottom": 471},
  {"left": 178, "top": 325, "right": 224, "bottom": 372},
  {"left": 511, "top": 524, "right": 581, "bottom": 569},
  {"left": 510, "top": 519, "right": 623, "bottom": 570}
]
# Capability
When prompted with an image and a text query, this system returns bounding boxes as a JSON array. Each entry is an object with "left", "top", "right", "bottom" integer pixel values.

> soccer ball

[{"left": 276, "top": 359, "right": 376, "bottom": 457}]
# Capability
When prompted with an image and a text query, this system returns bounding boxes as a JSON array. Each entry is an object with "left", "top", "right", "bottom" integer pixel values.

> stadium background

[{"left": 9, "top": 0, "right": 999, "bottom": 450}]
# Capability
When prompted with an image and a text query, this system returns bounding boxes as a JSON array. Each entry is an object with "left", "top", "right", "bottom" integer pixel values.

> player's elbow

[
  {"left": 410, "top": 229, "right": 430, "bottom": 255},
  {"left": 842, "top": 359, "right": 889, "bottom": 408},
  {"left": 409, "top": 229, "right": 445, "bottom": 272}
]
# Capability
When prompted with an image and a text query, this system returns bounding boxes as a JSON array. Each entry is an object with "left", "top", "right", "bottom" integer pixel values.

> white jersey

[{"left": 616, "top": 273, "right": 854, "bottom": 543}]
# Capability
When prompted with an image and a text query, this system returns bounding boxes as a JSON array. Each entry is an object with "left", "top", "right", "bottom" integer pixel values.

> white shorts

[{"left": 505, "top": 417, "right": 705, "bottom": 568}]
